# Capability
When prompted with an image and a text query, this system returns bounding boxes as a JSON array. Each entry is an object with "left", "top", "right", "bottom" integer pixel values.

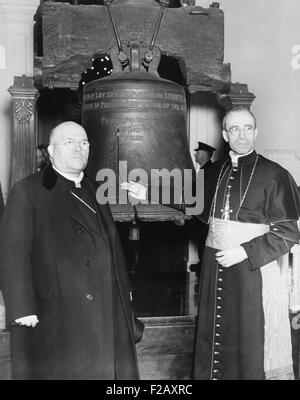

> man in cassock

[
  {"left": 0, "top": 121, "right": 140, "bottom": 380},
  {"left": 193, "top": 107, "right": 300, "bottom": 380}
]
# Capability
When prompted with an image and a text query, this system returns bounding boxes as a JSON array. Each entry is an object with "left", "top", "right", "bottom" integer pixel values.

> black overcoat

[{"left": 0, "top": 166, "right": 139, "bottom": 380}]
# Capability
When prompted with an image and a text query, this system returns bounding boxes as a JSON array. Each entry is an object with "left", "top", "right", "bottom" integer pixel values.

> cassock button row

[
  {"left": 217, "top": 296, "right": 222, "bottom": 300},
  {"left": 218, "top": 278, "right": 223, "bottom": 282},
  {"left": 214, "top": 351, "right": 220, "bottom": 355},
  {"left": 216, "top": 324, "right": 221, "bottom": 328},
  {"left": 217, "top": 306, "right": 221, "bottom": 309},
  {"left": 213, "top": 378, "right": 218, "bottom": 380},
  {"left": 214, "top": 360, "right": 220, "bottom": 364},
  {"left": 86, "top": 294, "right": 93, "bottom": 301},
  {"left": 217, "top": 288, "right": 223, "bottom": 291}
]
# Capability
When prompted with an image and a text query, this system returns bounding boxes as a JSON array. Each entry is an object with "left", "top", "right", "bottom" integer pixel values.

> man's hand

[
  {"left": 120, "top": 181, "right": 147, "bottom": 201},
  {"left": 15, "top": 315, "right": 39, "bottom": 327},
  {"left": 215, "top": 246, "right": 248, "bottom": 268}
]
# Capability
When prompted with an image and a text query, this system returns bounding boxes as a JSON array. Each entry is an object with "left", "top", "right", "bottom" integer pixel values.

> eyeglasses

[
  {"left": 52, "top": 139, "right": 90, "bottom": 150},
  {"left": 226, "top": 125, "right": 255, "bottom": 136}
]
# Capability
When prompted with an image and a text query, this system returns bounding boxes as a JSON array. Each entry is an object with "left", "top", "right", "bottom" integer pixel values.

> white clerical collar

[
  {"left": 229, "top": 149, "right": 254, "bottom": 167},
  {"left": 52, "top": 165, "right": 84, "bottom": 188}
]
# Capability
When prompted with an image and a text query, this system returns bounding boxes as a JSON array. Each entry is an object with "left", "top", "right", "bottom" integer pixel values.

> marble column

[
  {"left": 8, "top": 75, "right": 39, "bottom": 188},
  {"left": 0, "top": 0, "right": 39, "bottom": 200}
]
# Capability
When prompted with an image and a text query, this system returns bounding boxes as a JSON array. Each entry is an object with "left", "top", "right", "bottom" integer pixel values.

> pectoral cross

[{"left": 221, "top": 186, "right": 233, "bottom": 221}]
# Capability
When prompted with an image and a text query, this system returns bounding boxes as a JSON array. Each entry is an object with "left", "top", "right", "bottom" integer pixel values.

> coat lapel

[
  {"left": 42, "top": 165, "right": 102, "bottom": 236},
  {"left": 88, "top": 179, "right": 134, "bottom": 327}
]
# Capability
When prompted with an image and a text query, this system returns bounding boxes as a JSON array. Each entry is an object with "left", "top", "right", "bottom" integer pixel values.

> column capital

[
  {"left": 227, "top": 83, "right": 256, "bottom": 109},
  {"left": 0, "top": 0, "right": 39, "bottom": 22},
  {"left": 8, "top": 75, "right": 39, "bottom": 98},
  {"left": 216, "top": 83, "right": 256, "bottom": 111}
]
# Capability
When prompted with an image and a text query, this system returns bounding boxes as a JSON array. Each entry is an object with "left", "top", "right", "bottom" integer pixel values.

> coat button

[{"left": 86, "top": 294, "right": 93, "bottom": 301}]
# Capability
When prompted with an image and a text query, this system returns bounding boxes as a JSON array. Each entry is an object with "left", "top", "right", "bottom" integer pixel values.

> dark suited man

[
  {"left": 193, "top": 141, "right": 215, "bottom": 172},
  {"left": 190, "top": 142, "right": 216, "bottom": 274},
  {"left": 0, "top": 121, "right": 139, "bottom": 380}
]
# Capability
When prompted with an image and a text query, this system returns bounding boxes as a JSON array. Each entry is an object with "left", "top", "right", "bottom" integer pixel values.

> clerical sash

[{"left": 205, "top": 217, "right": 294, "bottom": 380}]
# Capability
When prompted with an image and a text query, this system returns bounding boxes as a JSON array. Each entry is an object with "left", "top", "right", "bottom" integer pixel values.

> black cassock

[
  {"left": 194, "top": 150, "right": 300, "bottom": 380},
  {"left": 0, "top": 166, "right": 139, "bottom": 380}
]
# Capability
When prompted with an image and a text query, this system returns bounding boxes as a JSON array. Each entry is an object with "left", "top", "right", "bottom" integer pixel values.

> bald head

[
  {"left": 49, "top": 121, "right": 87, "bottom": 145},
  {"left": 48, "top": 121, "right": 89, "bottom": 177}
]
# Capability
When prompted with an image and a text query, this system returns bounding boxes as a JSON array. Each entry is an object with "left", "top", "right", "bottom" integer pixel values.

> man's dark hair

[{"left": 222, "top": 106, "right": 257, "bottom": 130}]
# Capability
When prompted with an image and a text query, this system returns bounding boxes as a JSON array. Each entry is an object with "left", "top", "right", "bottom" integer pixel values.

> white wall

[
  {"left": 0, "top": 4, "right": 11, "bottom": 202},
  {"left": 195, "top": 0, "right": 300, "bottom": 158}
]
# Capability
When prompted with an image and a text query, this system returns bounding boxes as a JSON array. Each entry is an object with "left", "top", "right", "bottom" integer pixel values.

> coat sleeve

[
  {"left": 241, "top": 169, "right": 300, "bottom": 270},
  {"left": 0, "top": 181, "right": 37, "bottom": 324},
  {"left": 241, "top": 220, "right": 299, "bottom": 270}
]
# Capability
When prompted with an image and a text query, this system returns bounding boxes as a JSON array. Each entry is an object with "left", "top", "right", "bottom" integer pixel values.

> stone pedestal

[{"left": 136, "top": 316, "right": 195, "bottom": 380}]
